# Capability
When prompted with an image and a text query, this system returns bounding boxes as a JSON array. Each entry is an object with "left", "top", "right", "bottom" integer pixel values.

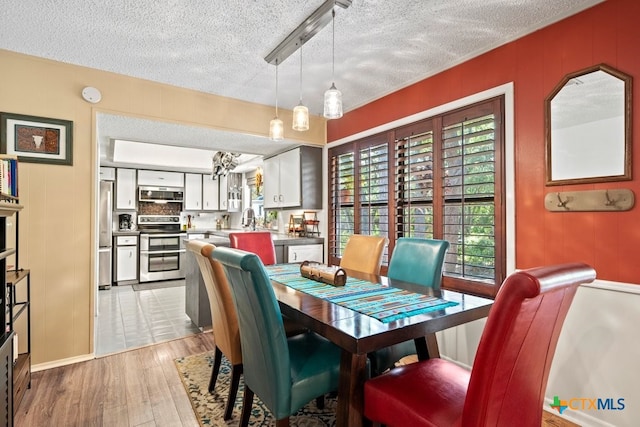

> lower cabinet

[
  {"left": 114, "top": 235, "right": 138, "bottom": 285},
  {"left": 286, "top": 244, "right": 323, "bottom": 263}
]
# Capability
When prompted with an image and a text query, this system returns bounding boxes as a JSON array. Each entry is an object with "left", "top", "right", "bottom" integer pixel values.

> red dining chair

[
  {"left": 364, "top": 262, "right": 596, "bottom": 427},
  {"left": 229, "top": 231, "right": 277, "bottom": 265}
]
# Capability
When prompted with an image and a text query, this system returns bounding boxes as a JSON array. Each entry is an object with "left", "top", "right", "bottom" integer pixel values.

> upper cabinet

[
  {"left": 264, "top": 146, "right": 322, "bottom": 209},
  {"left": 184, "top": 173, "right": 203, "bottom": 210},
  {"left": 202, "top": 175, "right": 220, "bottom": 211},
  {"left": 115, "top": 168, "right": 136, "bottom": 210},
  {"left": 99, "top": 167, "right": 116, "bottom": 181},
  {"left": 137, "top": 170, "right": 184, "bottom": 188},
  {"left": 219, "top": 174, "right": 228, "bottom": 211}
]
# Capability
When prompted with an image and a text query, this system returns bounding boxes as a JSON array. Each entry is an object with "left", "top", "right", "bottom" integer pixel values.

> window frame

[{"left": 328, "top": 96, "right": 506, "bottom": 298}]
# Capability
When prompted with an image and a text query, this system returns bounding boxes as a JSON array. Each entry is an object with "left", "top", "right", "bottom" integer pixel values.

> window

[
  {"left": 329, "top": 134, "right": 390, "bottom": 264},
  {"left": 328, "top": 97, "right": 505, "bottom": 297}
]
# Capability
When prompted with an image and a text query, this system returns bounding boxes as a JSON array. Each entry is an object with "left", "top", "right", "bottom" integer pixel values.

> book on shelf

[{"left": 0, "top": 154, "right": 18, "bottom": 198}]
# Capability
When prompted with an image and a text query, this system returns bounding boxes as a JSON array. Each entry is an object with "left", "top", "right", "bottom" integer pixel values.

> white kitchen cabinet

[
  {"left": 184, "top": 173, "right": 203, "bottom": 210},
  {"left": 219, "top": 174, "right": 228, "bottom": 211},
  {"left": 263, "top": 153, "right": 283, "bottom": 209},
  {"left": 287, "top": 244, "right": 323, "bottom": 263},
  {"left": 264, "top": 146, "right": 322, "bottom": 209},
  {"left": 137, "top": 170, "right": 184, "bottom": 187},
  {"left": 202, "top": 175, "right": 220, "bottom": 210},
  {"left": 115, "top": 168, "right": 136, "bottom": 210},
  {"left": 99, "top": 167, "right": 116, "bottom": 181},
  {"left": 115, "top": 235, "right": 138, "bottom": 283}
]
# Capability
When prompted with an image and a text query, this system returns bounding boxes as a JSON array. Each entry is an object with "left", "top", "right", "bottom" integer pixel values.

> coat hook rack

[{"left": 545, "top": 189, "right": 635, "bottom": 212}]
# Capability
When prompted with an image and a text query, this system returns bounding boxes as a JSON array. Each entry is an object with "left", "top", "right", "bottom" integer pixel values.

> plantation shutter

[
  {"left": 395, "top": 126, "right": 435, "bottom": 240},
  {"left": 441, "top": 104, "right": 500, "bottom": 284},
  {"left": 329, "top": 148, "right": 355, "bottom": 262}
]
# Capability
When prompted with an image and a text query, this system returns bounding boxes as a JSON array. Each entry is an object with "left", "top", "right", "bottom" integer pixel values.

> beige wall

[{"left": 0, "top": 49, "right": 326, "bottom": 366}]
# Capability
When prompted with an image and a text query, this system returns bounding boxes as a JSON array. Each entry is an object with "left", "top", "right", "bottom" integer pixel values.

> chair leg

[
  {"left": 240, "top": 386, "right": 254, "bottom": 427},
  {"left": 316, "top": 395, "right": 325, "bottom": 410},
  {"left": 276, "top": 418, "right": 291, "bottom": 427},
  {"left": 224, "top": 363, "right": 243, "bottom": 420},
  {"left": 414, "top": 333, "right": 440, "bottom": 360},
  {"left": 209, "top": 347, "right": 223, "bottom": 393}
]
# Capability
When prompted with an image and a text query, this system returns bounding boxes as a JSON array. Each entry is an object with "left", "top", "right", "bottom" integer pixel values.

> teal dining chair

[
  {"left": 211, "top": 246, "right": 342, "bottom": 427},
  {"left": 368, "top": 237, "right": 450, "bottom": 376},
  {"left": 229, "top": 230, "right": 307, "bottom": 337}
]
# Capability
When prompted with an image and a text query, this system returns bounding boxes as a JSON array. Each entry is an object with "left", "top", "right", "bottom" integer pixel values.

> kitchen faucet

[{"left": 242, "top": 207, "right": 256, "bottom": 231}]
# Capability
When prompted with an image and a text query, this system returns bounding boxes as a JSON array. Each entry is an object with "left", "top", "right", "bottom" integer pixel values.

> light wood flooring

[
  {"left": 15, "top": 333, "right": 215, "bottom": 427},
  {"left": 15, "top": 332, "right": 579, "bottom": 426}
]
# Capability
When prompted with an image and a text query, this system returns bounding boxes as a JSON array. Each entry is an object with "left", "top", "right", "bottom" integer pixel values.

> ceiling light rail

[{"left": 264, "top": 0, "right": 352, "bottom": 66}]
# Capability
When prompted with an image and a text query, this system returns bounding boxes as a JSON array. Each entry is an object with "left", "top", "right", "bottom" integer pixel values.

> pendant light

[
  {"left": 323, "top": 9, "right": 343, "bottom": 119},
  {"left": 292, "top": 45, "right": 309, "bottom": 131},
  {"left": 269, "top": 59, "right": 284, "bottom": 141}
]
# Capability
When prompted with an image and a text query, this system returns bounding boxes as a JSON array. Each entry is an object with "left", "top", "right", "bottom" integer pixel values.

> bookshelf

[{"left": 0, "top": 154, "right": 28, "bottom": 423}]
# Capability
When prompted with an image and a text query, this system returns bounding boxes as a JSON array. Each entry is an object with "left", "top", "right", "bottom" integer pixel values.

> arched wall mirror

[{"left": 545, "top": 64, "right": 632, "bottom": 186}]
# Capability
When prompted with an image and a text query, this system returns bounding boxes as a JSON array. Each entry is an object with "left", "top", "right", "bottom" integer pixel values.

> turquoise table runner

[{"left": 265, "top": 264, "right": 459, "bottom": 323}]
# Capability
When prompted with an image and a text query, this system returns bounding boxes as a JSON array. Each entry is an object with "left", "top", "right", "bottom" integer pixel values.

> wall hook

[
  {"left": 556, "top": 192, "right": 571, "bottom": 209},
  {"left": 604, "top": 190, "right": 617, "bottom": 207}
]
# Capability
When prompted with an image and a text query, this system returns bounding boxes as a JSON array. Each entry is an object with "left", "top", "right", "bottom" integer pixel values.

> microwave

[{"left": 138, "top": 186, "right": 184, "bottom": 203}]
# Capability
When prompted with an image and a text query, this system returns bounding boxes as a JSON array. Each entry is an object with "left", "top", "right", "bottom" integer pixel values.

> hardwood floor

[
  {"left": 15, "top": 332, "right": 215, "bottom": 427},
  {"left": 15, "top": 332, "right": 581, "bottom": 427}
]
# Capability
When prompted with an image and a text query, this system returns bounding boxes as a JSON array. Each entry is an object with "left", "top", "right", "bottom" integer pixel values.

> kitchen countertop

[
  {"left": 112, "top": 230, "right": 140, "bottom": 236},
  {"left": 206, "top": 229, "right": 323, "bottom": 244}
]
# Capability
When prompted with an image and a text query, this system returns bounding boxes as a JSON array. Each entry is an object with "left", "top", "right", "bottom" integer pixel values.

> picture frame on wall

[{"left": 0, "top": 112, "right": 73, "bottom": 166}]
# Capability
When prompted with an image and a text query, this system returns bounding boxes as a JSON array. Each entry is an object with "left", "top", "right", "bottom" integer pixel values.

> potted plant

[{"left": 266, "top": 210, "right": 278, "bottom": 230}]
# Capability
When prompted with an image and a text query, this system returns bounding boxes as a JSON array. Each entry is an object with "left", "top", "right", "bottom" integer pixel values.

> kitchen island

[{"left": 184, "top": 231, "right": 324, "bottom": 328}]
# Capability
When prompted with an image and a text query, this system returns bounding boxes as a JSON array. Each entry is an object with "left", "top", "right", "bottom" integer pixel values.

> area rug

[{"left": 175, "top": 351, "right": 337, "bottom": 426}]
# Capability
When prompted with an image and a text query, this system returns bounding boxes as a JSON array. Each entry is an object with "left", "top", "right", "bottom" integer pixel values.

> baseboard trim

[{"left": 32, "top": 353, "right": 95, "bottom": 372}]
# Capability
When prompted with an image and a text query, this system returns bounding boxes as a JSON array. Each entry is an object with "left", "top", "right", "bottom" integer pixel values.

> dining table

[{"left": 265, "top": 264, "right": 494, "bottom": 427}]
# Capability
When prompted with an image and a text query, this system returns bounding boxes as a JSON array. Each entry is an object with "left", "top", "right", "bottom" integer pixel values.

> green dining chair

[
  {"left": 368, "top": 237, "right": 450, "bottom": 376},
  {"left": 211, "top": 246, "right": 342, "bottom": 427}
]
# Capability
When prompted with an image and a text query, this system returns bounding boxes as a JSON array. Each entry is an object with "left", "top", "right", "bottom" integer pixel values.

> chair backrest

[
  {"left": 340, "top": 234, "right": 388, "bottom": 275},
  {"left": 228, "top": 231, "right": 277, "bottom": 265},
  {"left": 211, "top": 246, "right": 291, "bottom": 416},
  {"left": 462, "top": 262, "right": 596, "bottom": 426},
  {"left": 185, "top": 240, "right": 242, "bottom": 365},
  {"left": 387, "top": 238, "right": 449, "bottom": 289}
]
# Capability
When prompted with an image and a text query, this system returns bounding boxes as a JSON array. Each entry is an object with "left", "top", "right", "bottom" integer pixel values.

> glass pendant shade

[
  {"left": 292, "top": 103, "right": 309, "bottom": 131},
  {"left": 323, "top": 10, "right": 343, "bottom": 120},
  {"left": 323, "top": 83, "right": 343, "bottom": 119},
  {"left": 269, "top": 117, "right": 284, "bottom": 141}
]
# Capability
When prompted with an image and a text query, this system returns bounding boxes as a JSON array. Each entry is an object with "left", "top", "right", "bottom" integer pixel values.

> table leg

[{"left": 336, "top": 350, "right": 368, "bottom": 427}]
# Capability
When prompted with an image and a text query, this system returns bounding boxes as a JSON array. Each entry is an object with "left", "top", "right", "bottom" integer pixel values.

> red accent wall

[{"left": 327, "top": 0, "right": 640, "bottom": 284}]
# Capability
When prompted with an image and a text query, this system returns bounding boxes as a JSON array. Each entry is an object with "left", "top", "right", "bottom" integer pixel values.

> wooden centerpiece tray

[{"left": 299, "top": 261, "right": 347, "bottom": 287}]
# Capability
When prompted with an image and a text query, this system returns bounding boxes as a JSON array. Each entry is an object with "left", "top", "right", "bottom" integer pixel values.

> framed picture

[{"left": 1, "top": 112, "right": 73, "bottom": 166}]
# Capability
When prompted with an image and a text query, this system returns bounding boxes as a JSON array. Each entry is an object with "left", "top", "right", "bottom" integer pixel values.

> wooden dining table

[{"left": 268, "top": 266, "right": 494, "bottom": 427}]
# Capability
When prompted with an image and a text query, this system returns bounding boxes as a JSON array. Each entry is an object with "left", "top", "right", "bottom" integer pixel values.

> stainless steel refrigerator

[{"left": 98, "top": 181, "right": 113, "bottom": 290}]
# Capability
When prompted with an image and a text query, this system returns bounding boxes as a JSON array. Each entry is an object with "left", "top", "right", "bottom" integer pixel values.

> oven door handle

[
  {"left": 141, "top": 233, "right": 186, "bottom": 238},
  {"left": 140, "top": 249, "right": 186, "bottom": 255}
]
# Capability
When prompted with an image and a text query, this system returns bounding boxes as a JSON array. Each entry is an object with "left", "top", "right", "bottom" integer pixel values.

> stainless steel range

[{"left": 137, "top": 215, "right": 186, "bottom": 282}]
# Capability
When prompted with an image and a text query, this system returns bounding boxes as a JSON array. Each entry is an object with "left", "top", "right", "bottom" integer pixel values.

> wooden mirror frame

[{"left": 545, "top": 64, "right": 632, "bottom": 186}]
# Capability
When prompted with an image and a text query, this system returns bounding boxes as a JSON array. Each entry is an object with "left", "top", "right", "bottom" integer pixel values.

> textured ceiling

[{"left": 0, "top": 0, "right": 603, "bottom": 171}]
